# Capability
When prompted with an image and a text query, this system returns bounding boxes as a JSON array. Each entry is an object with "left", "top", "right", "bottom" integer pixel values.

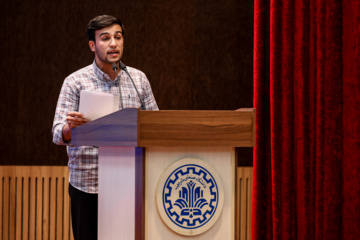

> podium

[{"left": 72, "top": 108, "right": 255, "bottom": 240}]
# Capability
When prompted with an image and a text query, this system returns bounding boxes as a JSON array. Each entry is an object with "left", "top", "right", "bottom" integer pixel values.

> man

[{"left": 52, "top": 15, "right": 158, "bottom": 240}]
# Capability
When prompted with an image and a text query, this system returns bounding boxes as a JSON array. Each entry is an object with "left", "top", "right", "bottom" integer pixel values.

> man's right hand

[
  {"left": 66, "top": 112, "right": 89, "bottom": 128},
  {"left": 62, "top": 112, "right": 89, "bottom": 142}
]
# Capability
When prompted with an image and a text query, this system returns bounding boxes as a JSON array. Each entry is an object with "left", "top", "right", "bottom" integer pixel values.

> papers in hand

[{"left": 79, "top": 90, "right": 120, "bottom": 121}]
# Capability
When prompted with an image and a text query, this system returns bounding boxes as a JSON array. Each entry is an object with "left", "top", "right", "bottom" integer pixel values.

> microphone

[
  {"left": 119, "top": 61, "right": 146, "bottom": 110},
  {"left": 111, "top": 62, "right": 118, "bottom": 73},
  {"left": 112, "top": 63, "right": 124, "bottom": 109},
  {"left": 119, "top": 61, "right": 127, "bottom": 71}
]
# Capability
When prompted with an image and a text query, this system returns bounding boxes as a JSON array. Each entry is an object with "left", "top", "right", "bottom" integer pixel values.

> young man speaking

[{"left": 52, "top": 15, "right": 158, "bottom": 240}]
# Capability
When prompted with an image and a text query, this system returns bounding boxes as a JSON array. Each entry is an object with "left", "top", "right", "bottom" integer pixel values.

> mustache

[{"left": 107, "top": 49, "right": 120, "bottom": 53}]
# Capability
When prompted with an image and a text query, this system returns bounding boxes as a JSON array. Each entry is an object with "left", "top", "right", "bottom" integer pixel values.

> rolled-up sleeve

[{"left": 52, "top": 76, "right": 80, "bottom": 145}]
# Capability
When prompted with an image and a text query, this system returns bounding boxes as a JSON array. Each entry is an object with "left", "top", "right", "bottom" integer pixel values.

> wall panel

[{"left": 0, "top": 0, "right": 253, "bottom": 165}]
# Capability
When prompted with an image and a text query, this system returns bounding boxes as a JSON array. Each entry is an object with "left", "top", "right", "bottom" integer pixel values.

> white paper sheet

[{"left": 79, "top": 90, "right": 119, "bottom": 121}]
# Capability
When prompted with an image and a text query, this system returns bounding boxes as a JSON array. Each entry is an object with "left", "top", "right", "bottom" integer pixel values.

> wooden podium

[{"left": 72, "top": 108, "right": 255, "bottom": 240}]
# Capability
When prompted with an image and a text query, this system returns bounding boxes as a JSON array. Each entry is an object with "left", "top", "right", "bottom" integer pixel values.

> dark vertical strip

[
  {"left": 68, "top": 192, "right": 71, "bottom": 240},
  {"left": 294, "top": 0, "right": 313, "bottom": 238},
  {"left": 15, "top": 177, "right": 17, "bottom": 240},
  {"left": 342, "top": 1, "right": 360, "bottom": 239},
  {"left": 8, "top": 177, "right": 11, "bottom": 240},
  {"left": 28, "top": 178, "right": 31, "bottom": 240},
  {"left": 55, "top": 177, "right": 58, "bottom": 240},
  {"left": 42, "top": 177, "right": 45, "bottom": 240},
  {"left": 323, "top": 1, "right": 343, "bottom": 239},
  {"left": 280, "top": 0, "right": 296, "bottom": 238},
  {"left": 252, "top": 0, "right": 272, "bottom": 238},
  {"left": 135, "top": 147, "right": 145, "bottom": 240},
  {"left": 239, "top": 178, "right": 242, "bottom": 239},
  {"left": 246, "top": 178, "right": 249, "bottom": 240},
  {"left": 308, "top": 0, "right": 317, "bottom": 236},
  {"left": 47, "top": 178, "right": 50, "bottom": 240},
  {"left": 1, "top": 177, "right": 3, "bottom": 240},
  {"left": 314, "top": 0, "right": 326, "bottom": 238},
  {"left": 269, "top": 0, "right": 283, "bottom": 238},
  {"left": 61, "top": 177, "right": 65, "bottom": 240},
  {"left": 35, "top": 177, "right": 37, "bottom": 240},
  {"left": 21, "top": 177, "right": 24, "bottom": 240}
]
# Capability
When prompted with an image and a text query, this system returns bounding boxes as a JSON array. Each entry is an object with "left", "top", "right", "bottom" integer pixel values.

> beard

[{"left": 95, "top": 47, "right": 122, "bottom": 65}]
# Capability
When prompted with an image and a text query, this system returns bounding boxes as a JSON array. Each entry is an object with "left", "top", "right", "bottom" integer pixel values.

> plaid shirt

[{"left": 52, "top": 60, "right": 158, "bottom": 193}]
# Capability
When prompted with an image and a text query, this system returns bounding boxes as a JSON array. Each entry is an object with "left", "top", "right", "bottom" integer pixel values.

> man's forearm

[{"left": 62, "top": 123, "right": 72, "bottom": 142}]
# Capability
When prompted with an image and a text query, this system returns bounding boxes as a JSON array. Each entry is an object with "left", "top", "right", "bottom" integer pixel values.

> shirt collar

[{"left": 92, "top": 60, "right": 115, "bottom": 82}]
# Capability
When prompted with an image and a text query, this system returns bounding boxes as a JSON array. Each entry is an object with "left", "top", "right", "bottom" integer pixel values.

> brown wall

[{"left": 0, "top": 0, "right": 253, "bottom": 165}]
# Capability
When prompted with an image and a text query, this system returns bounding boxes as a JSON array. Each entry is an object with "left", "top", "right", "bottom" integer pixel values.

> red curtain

[{"left": 252, "top": 0, "right": 360, "bottom": 239}]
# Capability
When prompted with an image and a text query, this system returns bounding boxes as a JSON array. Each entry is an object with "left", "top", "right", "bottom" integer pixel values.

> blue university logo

[{"left": 156, "top": 158, "right": 224, "bottom": 235}]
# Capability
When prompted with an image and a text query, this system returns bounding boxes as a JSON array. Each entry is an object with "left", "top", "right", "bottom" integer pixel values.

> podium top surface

[{"left": 71, "top": 108, "right": 255, "bottom": 147}]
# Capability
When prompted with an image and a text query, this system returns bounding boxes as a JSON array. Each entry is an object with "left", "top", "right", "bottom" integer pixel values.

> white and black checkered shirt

[{"left": 52, "top": 60, "right": 158, "bottom": 193}]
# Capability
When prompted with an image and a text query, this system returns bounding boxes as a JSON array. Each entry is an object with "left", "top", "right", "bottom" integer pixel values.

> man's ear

[{"left": 89, "top": 41, "right": 95, "bottom": 52}]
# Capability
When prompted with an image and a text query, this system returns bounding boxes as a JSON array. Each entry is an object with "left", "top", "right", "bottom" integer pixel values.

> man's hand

[
  {"left": 66, "top": 112, "right": 89, "bottom": 128},
  {"left": 62, "top": 112, "right": 89, "bottom": 142}
]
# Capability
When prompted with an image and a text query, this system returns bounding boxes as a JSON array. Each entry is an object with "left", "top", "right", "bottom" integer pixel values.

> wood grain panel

[
  {"left": 72, "top": 109, "right": 255, "bottom": 148},
  {"left": 0, "top": 165, "right": 252, "bottom": 240},
  {"left": 139, "top": 109, "right": 255, "bottom": 147},
  {"left": 0, "top": 166, "right": 74, "bottom": 240},
  {"left": 236, "top": 167, "right": 253, "bottom": 240}
]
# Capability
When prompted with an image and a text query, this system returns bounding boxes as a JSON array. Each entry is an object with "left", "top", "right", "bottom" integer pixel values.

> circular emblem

[{"left": 156, "top": 158, "right": 224, "bottom": 236}]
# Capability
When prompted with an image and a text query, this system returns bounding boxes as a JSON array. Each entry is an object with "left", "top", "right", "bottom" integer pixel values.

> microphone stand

[
  {"left": 112, "top": 63, "right": 124, "bottom": 109},
  {"left": 119, "top": 61, "right": 146, "bottom": 110}
]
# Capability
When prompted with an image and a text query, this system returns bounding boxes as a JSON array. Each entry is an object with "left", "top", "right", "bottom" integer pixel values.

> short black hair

[{"left": 86, "top": 15, "right": 124, "bottom": 42}]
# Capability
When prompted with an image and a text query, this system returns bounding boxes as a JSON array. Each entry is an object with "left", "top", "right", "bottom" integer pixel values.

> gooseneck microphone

[
  {"left": 119, "top": 61, "right": 146, "bottom": 110},
  {"left": 111, "top": 62, "right": 118, "bottom": 72},
  {"left": 112, "top": 63, "right": 124, "bottom": 109}
]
